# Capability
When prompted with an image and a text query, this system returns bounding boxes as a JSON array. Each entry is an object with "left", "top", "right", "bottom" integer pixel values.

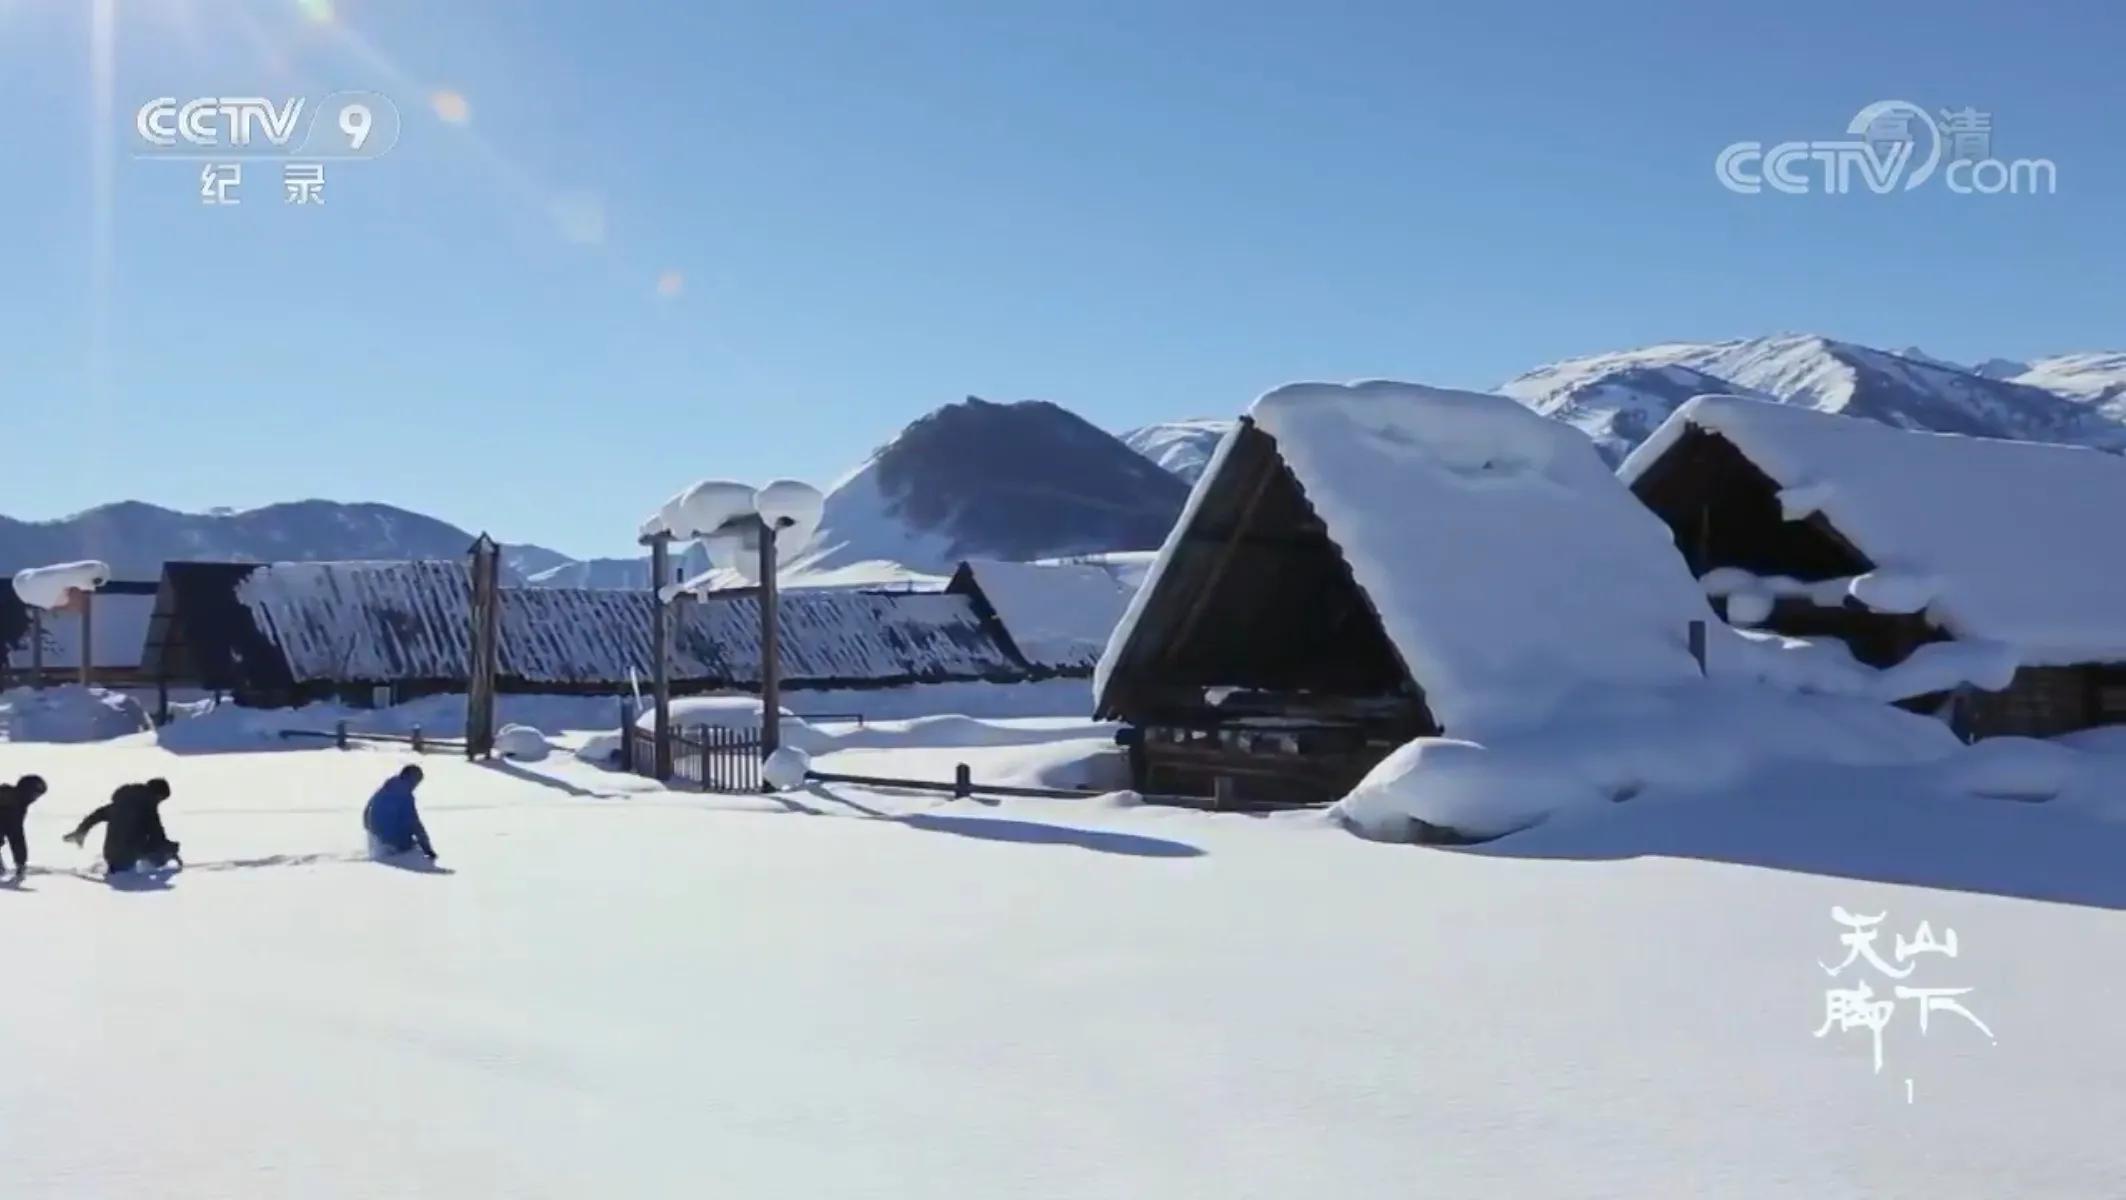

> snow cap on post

[
  {"left": 754, "top": 479, "right": 824, "bottom": 555},
  {"left": 640, "top": 480, "right": 759, "bottom": 542},
  {"left": 13, "top": 560, "right": 110, "bottom": 610}
]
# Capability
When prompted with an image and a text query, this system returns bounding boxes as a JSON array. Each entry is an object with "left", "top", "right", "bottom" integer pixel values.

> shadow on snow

[
  {"left": 787, "top": 784, "right": 1205, "bottom": 859},
  {"left": 1457, "top": 763, "right": 2126, "bottom": 911}
]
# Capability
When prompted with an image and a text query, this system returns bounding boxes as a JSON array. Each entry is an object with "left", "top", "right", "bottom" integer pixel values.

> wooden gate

[{"left": 626, "top": 722, "right": 763, "bottom": 793}]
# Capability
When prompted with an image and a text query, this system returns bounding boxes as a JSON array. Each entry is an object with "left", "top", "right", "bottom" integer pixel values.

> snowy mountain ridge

[
  {"left": 1118, "top": 419, "right": 1233, "bottom": 484},
  {"left": 1496, "top": 333, "right": 2126, "bottom": 463},
  {"left": 0, "top": 499, "right": 574, "bottom": 584}
]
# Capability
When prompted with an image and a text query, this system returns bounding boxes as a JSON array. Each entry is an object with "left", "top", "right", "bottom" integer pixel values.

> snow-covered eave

[{"left": 1631, "top": 397, "right": 2126, "bottom": 669}]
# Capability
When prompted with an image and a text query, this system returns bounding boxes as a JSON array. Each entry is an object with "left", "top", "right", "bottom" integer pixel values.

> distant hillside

[{"left": 0, "top": 500, "right": 585, "bottom": 587}]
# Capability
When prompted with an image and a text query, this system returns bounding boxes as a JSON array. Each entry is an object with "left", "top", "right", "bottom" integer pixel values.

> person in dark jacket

[
  {"left": 64, "top": 778, "right": 181, "bottom": 874},
  {"left": 0, "top": 774, "right": 49, "bottom": 881},
  {"left": 364, "top": 765, "right": 435, "bottom": 861}
]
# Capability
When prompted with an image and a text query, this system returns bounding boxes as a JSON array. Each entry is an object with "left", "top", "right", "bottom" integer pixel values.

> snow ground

[{"left": 5, "top": 728, "right": 2126, "bottom": 1198}]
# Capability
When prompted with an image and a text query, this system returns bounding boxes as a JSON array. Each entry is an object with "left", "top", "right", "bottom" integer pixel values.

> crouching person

[
  {"left": 1, "top": 774, "right": 49, "bottom": 881},
  {"left": 64, "top": 778, "right": 181, "bottom": 875},
  {"left": 364, "top": 765, "right": 436, "bottom": 862}
]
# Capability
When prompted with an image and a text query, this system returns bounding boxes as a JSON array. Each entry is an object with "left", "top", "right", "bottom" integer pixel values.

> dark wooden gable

[{"left": 1097, "top": 420, "right": 1429, "bottom": 731}]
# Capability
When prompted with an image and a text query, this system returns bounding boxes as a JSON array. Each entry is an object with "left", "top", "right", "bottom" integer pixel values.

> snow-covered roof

[
  {"left": 1102, "top": 382, "right": 1713, "bottom": 731},
  {"left": 1621, "top": 394, "right": 2126, "bottom": 665},
  {"left": 226, "top": 560, "right": 1026, "bottom": 689},
  {"left": 951, "top": 559, "right": 1140, "bottom": 673}
]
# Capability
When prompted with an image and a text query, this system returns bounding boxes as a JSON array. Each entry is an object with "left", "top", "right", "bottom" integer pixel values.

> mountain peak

[{"left": 791, "top": 397, "right": 1190, "bottom": 574}]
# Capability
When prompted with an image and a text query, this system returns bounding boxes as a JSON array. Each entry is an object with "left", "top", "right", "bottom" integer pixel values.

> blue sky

[{"left": 1, "top": 0, "right": 2119, "bottom": 557}]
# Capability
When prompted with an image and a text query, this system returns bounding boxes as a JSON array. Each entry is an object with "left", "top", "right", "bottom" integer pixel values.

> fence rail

[{"left": 278, "top": 722, "right": 468, "bottom": 753}]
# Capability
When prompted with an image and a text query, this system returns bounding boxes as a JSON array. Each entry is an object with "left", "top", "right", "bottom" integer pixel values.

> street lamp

[{"left": 639, "top": 479, "right": 823, "bottom": 777}]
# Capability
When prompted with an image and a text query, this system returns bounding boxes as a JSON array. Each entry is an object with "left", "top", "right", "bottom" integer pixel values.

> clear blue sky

[{"left": 1, "top": 0, "right": 2119, "bottom": 558}]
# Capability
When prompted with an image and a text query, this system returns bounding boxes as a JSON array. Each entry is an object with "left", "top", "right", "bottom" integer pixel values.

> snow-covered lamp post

[
  {"left": 639, "top": 480, "right": 824, "bottom": 778},
  {"left": 12, "top": 561, "right": 109, "bottom": 690}
]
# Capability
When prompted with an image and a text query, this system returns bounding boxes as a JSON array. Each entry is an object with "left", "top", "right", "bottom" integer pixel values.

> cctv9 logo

[{"left": 135, "top": 91, "right": 401, "bottom": 158}]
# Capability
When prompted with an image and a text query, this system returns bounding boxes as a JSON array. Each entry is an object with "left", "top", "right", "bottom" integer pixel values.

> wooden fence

[{"left": 626, "top": 722, "right": 763, "bottom": 793}]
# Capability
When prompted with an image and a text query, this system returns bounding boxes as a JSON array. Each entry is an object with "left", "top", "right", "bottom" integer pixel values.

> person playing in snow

[
  {"left": 364, "top": 765, "right": 436, "bottom": 862},
  {"left": 0, "top": 773, "right": 49, "bottom": 881},
  {"left": 63, "top": 778, "right": 181, "bottom": 875}
]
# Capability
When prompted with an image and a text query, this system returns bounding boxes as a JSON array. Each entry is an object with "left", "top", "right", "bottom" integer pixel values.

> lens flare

[
  {"left": 429, "top": 90, "right": 471, "bottom": 124},
  {"left": 295, "top": 0, "right": 334, "bottom": 24}
]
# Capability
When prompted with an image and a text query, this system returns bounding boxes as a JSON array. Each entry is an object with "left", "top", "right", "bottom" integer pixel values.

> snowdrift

[
  {"left": 1335, "top": 681, "right": 1961, "bottom": 842},
  {"left": 0, "top": 685, "right": 152, "bottom": 743}
]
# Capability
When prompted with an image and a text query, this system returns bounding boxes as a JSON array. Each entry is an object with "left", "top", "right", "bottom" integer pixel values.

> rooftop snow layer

[
  {"left": 1621, "top": 395, "right": 2126, "bottom": 664},
  {"left": 1244, "top": 381, "right": 1711, "bottom": 730}
]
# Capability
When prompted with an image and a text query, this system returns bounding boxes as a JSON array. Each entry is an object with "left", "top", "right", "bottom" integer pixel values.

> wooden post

[
  {"left": 650, "top": 533, "right": 673, "bottom": 781},
  {"left": 78, "top": 589, "right": 94, "bottom": 689},
  {"left": 156, "top": 673, "right": 169, "bottom": 727},
  {"left": 1688, "top": 619, "right": 1707, "bottom": 675},
  {"left": 954, "top": 762, "right": 972, "bottom": 800},
  {"left": 465, "top": 535, "right": 502, "bottom": 760},
  {"left": 336, "top": 719, "right": 349, "bottom": 749},
  {"left": 758, "top": 517, "right": 782, "bottom": 759},
  {"left": 412, "top": 724, "right": 425, "bottom": 753},
  {"left": 1213, "top": 775, "right": 1236, "bottom": 811},
  {"left": 29, "top": 609, "right": 43, "bottom": 688}
]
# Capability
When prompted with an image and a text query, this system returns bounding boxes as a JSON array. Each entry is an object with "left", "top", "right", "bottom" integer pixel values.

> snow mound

[
  {"left": 12, "top": 560, "right": 110, "bottom": 610},
  {"left": 1248, "top": 381, "right": 1713, "bottom": 730},
  {"left": 0, "top": 685, "right": 151, "bottom": 743},
  {"left": 1335, "top": 681, "right": 1961, "bottom": 842},
  {"left": 646, "top": 696, "right": 830, "bottom": 754},
  {"left": 761, "top": 746, "right": 812, "bottom": 790},
  {"left": 575, "top": 730, "right": 625, "bottom": 766},
  {"left": 495, "top": 724, "right": 552, "bottom": 762}
]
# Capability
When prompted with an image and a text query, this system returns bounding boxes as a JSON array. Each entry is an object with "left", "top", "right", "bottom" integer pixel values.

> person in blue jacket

[{"left": 363, "top": 765, "right": 436, "bottom": 861}]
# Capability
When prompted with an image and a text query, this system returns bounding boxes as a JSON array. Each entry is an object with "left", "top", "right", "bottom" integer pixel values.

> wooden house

[
  {"left": 1096, "top": 381, "right": 1713, "bottom": 805},
  {"left": 1621, "top": 395, "right": 2126, "bottom": 738}
]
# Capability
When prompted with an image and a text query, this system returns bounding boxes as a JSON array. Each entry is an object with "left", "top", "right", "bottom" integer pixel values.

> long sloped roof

[{"left": 159, "top": 559, "right": 1027, "bottom": 689}]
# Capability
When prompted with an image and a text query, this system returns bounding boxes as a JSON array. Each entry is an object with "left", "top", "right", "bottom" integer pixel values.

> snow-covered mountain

[
  {"left": 1502, "top": 334, "right": 2126, "bottom": 461},
  {"left": 2008, "top": 353, "right": 2126, "bottom": 420},
  {"left": 1497, "top": 363, "right": 1767, "bottom": 463},
  {"left": 790, "top": 397, "right": 1190, "bottom": 576},
  {"left": 0, "top": 500, "right": 572, "bottom": 582},
  {"left": 1119, "top": 419, "right": 1233, "bottom": 483}
]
